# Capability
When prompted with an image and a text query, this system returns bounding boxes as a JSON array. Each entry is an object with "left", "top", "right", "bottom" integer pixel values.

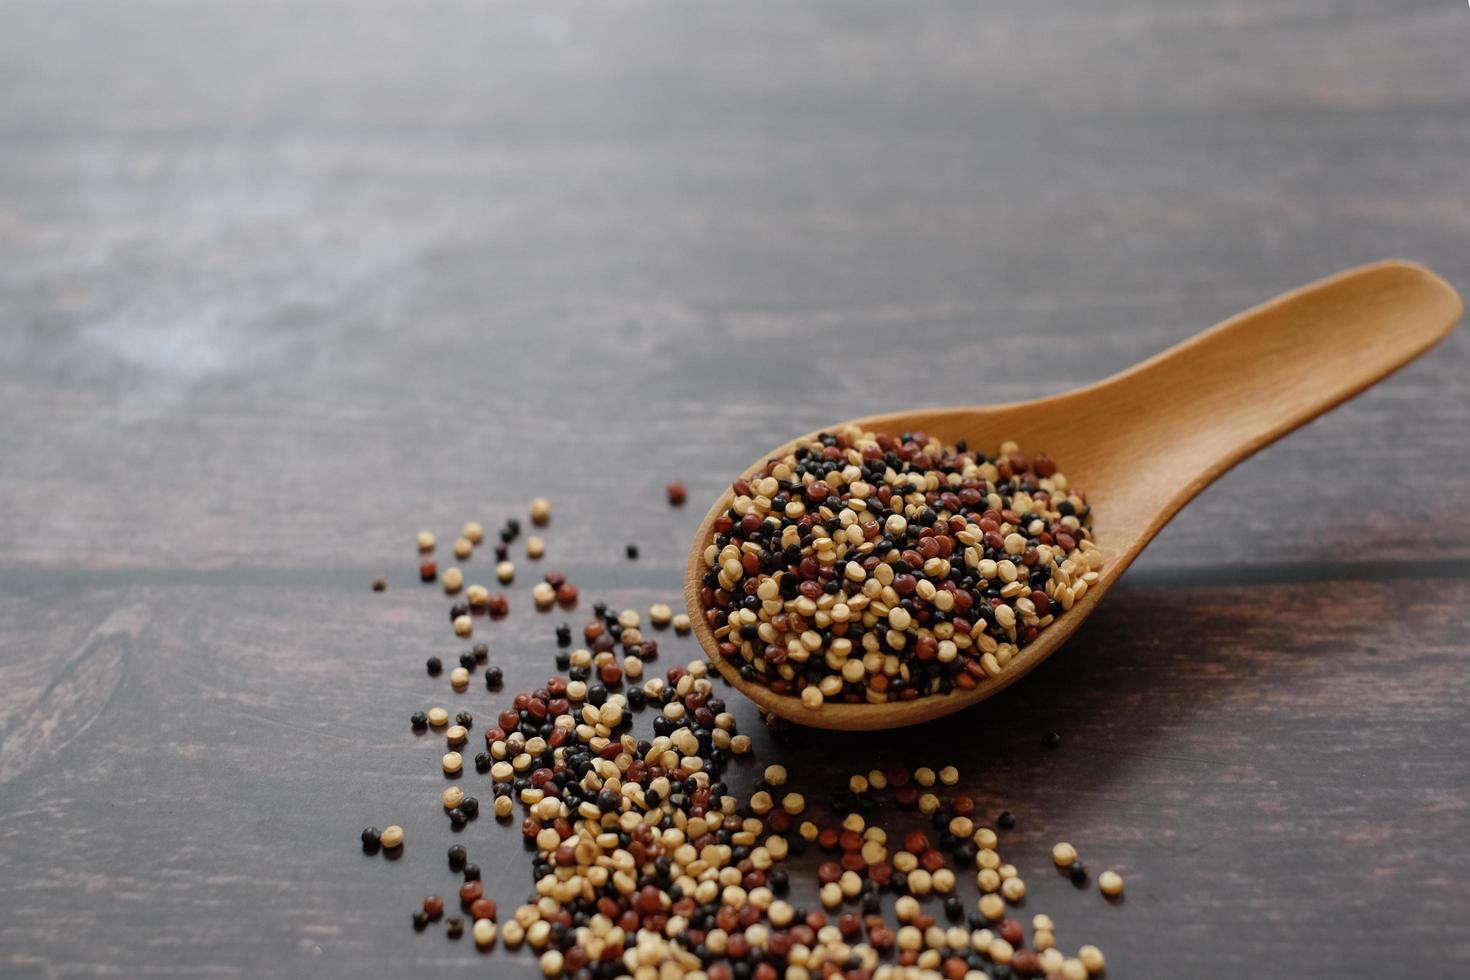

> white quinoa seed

[
  {"left": 1052, "top": 842, "right": 1077, "bottom": 867},
  {"left": 441, "top": 567, "right": 463, "bottom": 593},
  {"left": 496, "top": 561, "right": 515, "bottom": 583},
  {"left": 529, "top": 498, "right": 551, "bottom": 525},
  {"left": 1099, "top": 870, "right": 1124, "bottom": 897},
  {"left": 462, "top": 521, "right": 484, "bottom": 545},
  {"left": 1078, "top": 944, "right": 1106, "bottom": 973},
  {"left": 453, "top": 537, "right": 473, "bottom": 560},
  {"left": 379, "top": 824, "right": 403, "bottom": 848},
  {"left": 416, "top": 532, "right": 435, "bottom": 553},
  {"left": 526, "top": 536, "right": 545, "bottom": 559}
]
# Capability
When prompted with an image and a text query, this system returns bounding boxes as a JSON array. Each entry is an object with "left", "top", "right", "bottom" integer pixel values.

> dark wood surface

[{"left": 2, "top": 2, "right": 1468, "bottom": 977}]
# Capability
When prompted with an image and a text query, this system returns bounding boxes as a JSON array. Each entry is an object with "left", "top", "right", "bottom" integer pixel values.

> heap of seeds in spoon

[{"left": 697, "top": 427, "right": 1100, "bottom": 708}]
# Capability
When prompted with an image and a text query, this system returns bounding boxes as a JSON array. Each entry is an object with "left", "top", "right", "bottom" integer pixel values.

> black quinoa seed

[
  {"left": 1042, "top": 731, "right": 1062, "bottom": 749},
  {"left": 625, "top": 544, "right": 639, "bottom": 560},
  {"left": 410, "top": 711, "right": 428, "bottom": 731},
  {"left": 445, "top": 917, "right": 463, "bottom": 939},
  {"left": 447, "top": 844, "right": 467, "bottom": 870},
  {"left": 998, "top": 810, "right": 1016, "bottom": 829},
  {"left": 361, "top": 827, "right": 381, "bottom": 850},
  {"left": 425, "top": 656, "right": 443, "bottom": 676},
  {"left": 484, "top": 666, "right": 503, "bottom": 689},
  {"left": 412, "top": 910, "right": 429, "bottom": 931}
]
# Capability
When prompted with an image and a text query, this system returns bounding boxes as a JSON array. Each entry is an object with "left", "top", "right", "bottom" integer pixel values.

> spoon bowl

[{"left": 684, "top": 261, "right": 1462, "bottom": 730}]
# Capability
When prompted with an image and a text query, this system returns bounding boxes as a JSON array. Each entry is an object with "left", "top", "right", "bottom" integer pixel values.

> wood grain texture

[{"left": 1, "top": 0, "right": 1468, "bottom": 977}]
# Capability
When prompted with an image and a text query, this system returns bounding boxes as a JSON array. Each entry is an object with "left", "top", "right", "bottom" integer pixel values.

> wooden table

[{"left": 2, "top": 2, "right": 1467, "bottom": 977}]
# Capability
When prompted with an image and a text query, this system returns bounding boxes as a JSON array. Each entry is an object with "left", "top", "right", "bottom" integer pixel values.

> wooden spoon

[{"left": 683, "top": 260, "right": 1462, "bottom": 731}]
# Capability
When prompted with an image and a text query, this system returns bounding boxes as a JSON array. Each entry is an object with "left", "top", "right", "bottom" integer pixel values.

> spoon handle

[{"left": 1075, "top": 260, "right": 1461, "bottom": 539}]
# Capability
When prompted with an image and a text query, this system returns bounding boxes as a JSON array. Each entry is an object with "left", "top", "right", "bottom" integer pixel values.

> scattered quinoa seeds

[
  {"left": 698, "top": 427, "right": 1098, "bottom": 706},
  {"left": 380, "top": 504, "right": 1126, "bottom": 978}
]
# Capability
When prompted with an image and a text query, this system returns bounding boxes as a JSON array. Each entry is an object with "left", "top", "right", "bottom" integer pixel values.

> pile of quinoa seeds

[
  {"left": 697, "top": 428, "right": 1101, "bottom": 708},
  {"left": 367, "top": 490, "right": 1123, "bottom": 980}
]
